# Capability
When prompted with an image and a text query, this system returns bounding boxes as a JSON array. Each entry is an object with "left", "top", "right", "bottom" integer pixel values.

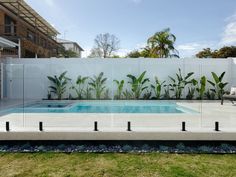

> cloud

[
  {"left": 220, "top": 14, "right": 236, "bottom": 45},
  {"left": 177, "top": 41, "right": 218, "bottom": 57}
]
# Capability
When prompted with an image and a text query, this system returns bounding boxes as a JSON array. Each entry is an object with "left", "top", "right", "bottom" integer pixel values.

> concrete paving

[{"left": 0, "top": 100, "right": 235, "bottom": 140}]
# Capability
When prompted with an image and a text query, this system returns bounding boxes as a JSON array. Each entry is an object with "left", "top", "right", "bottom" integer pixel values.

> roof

[
  {"left": 0, "top": 0, "right": 59, "bottom": 36},
  {"left": 57, "top": 38, "right": 84, "bottom": 51},
  {"left": 0, "top": 36, "right": 18, "bottom": 48}
]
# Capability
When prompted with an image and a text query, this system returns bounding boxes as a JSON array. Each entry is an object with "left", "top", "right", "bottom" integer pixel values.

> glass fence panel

[
  {"left": 19, "top": 59, "right": 204, "bottom": 132},
  {"left": 0, "top": 63, "right": 24, "bottom": 131},
  {"left": 200, "top": 59, "right": 234, "bottom": 130}
]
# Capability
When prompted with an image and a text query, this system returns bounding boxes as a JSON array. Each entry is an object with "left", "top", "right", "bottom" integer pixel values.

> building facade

[
  {"left": 0, "top": 0, "right": 61, "bottom": 58},
  {"left": 57, "top": 38, "right": 84, "bottom": 58}
]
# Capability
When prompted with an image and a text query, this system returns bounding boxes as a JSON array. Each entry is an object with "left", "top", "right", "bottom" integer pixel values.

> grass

[{"left": 0, "top": 153, "right": 235, "bottom": 177}]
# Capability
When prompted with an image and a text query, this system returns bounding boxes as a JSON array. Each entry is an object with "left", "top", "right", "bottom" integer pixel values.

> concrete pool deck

[{"left": 0, "top": 100, "right": 235, "bottom": 141}]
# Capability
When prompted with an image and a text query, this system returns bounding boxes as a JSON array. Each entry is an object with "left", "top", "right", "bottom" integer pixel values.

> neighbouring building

[
  {"left": 0, "top": 0, "right": 62, "bottom": 58},
  {"left": 57, "top": 38, "right": 84, "bottom": 58}
]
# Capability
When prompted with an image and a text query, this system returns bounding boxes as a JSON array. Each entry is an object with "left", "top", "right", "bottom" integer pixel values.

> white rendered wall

[{"left": 2, "top": 58, "right": 235, "bottom": 99}]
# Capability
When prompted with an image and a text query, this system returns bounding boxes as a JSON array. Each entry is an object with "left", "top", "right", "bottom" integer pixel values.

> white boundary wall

[{"left": 1, "top": 58, "right": 236, "bottom": 99}]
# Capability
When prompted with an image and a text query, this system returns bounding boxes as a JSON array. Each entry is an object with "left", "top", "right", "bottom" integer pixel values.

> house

[
  {"left": 0, "top": 0, "right": 62, "bottom": 58},
  {"left": 57, "top": 38, "right": 84, "bottom": 58}
]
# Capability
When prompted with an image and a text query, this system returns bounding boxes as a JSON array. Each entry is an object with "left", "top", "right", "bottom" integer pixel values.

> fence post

[
  {"left": 127, "top": 121, "right": 131, "bottom": 131},
  {"left": 94, "top": 121, "right": 98, "bottom": 131},
  {"left": 182, "top": 122, "right": 186, "bottom": 131},
  {"left": 39, "top": 122, "right": 43, "bottom": 131},
  {"left": 6, "top": 122, "right": 9, "bottom": 132},
  {"left": 215, "top": 122, "right": 219, "bottom": 131}
]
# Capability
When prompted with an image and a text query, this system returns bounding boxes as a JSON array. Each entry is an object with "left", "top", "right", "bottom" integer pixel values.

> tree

[
  {"left": 196, "top": 48, "right": 213, "bottom": 58},
  {"left": 145, "top": 28, "right": 179, "bottom": 58},
  {"left": 58, "top": 48, "right": 78, "bottom": 58},
  {"left": 126, "top": 50, "right": 143, "bottom": 58},
  {"left": 196, "top": 46, "right": 236, "bottom": 58},
  {"left": 215, "top": 46, "right": 236, "bottom": 58},
  {"left": 89, "top": 33, "right": 120, "bottom": 58}
]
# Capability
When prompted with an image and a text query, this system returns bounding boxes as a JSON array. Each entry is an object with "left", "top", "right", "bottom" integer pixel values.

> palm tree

[{"left": 145, "top": 28, "right": 179, "bottom": 58}]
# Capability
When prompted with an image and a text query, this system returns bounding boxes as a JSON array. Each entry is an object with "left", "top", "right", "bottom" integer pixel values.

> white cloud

[
  {"left": 220, "top": 12, "right": 236, "bottom": 45},
  {"left": 177, "top": 42, "right": 218, "bottom": 57},
  {"left": 221, "top": 21, "right": 236, "bottom": 45}
]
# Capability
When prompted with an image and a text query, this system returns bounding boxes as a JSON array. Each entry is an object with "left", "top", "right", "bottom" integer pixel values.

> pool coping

[{"left": 0, "top": 130, "right": 236, "bottom": 141}]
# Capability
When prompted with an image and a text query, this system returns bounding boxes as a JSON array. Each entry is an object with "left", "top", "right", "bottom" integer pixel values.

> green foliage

[
  {"left": 205, "top": 89, "right": 216, "bottom": 100},
  {"left": 113, "top": 80, "right": 125, "bottom": 100},
  {"left": 143, "top": 89, "right": 152, "bottom": 100},
  {"left": 126, "top": 50, "right": 143, "bottom": 58},
  {"left": 89, "top": 72, "right": 107, "bottom": 99},
  {"left": 196, "top": 46, "right": 236, "bottom": 58},
  {"left": 145, "top": 28, "right": 179, "bottom": 58},
  {"left": 123, "top": 89, "right": 133, "bottom": 100},
  {"left": 207, "top": 72, "right": 228, "bottom": 99},
  {"left": 186, "top": 79, "right": 198, "bottom": 100},
  {"left": 163, "top": 86, "right": 171, "bottom": 100},
  {"left": 169, "top": 69, "right": 194, "bottom": 99},
  {"left": 85, "top": 86, "right": 93, "bottom": 100},
  {"left": 59, "top": 49, "right": 78, "bottom": 58},
  {"left": 70, "top": 76, "right": 89, "bottom": 99},
  {"left": 196, "top": 76, "right": 206, "bottom": 99},
  {"left": 127, "top": 71, "right": 150, "bottom": 99},
  {"left": 47, "top": 71, "right": 70, "bottom": 100},
  {"left": 151, "top": 77, "right": 166, "bottom": 99},
  {"left": 196, "top": 48, "right": 213, "bottom": 58}
]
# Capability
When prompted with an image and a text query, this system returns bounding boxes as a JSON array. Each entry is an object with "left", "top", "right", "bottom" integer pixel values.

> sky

[{"left": 25, "top": 0, "right": 236, "bottom": 58}]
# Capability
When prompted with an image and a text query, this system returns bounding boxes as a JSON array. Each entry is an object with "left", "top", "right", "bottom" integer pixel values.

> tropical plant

[
  {"left": 163, "top": 85, "right": 170, "bottom": 100},
  {"left": 168, "top": 69, "right": 194, "bottom": 99},
  {"left": 151, "top": 77, "right": 166, "bottom": 99},
  {"left": 196, "top": 76, "right": 207, "bottom": 100},
  {"left": 143, "top": 89, "right": 152, "bottom": 100},
  {"left": 186, "top": 79, "right": 198, "bottom": 100},
  {"left": 89, "top": 72, "right": 107, "bottom": 99},
  {"left": 113, "top": 80, "right": 125, "bottom": 100},
  {"left": 145, "top": 28, "right": 179, "bottom": 58},
  {"left": 85, "top": 86, "right": 93, "bottom": 100},
  {"left": 205, "top": 89, "right": 216, "bottom": 100},
  {"left": 47, "top": 71, "right": 70, "bottom": 100},
  {"left": 127, "top": 71, "right": 150, "bottom": 99},
  {"left": 123, "top": 89, "right": 133, "bottom": 100},
  {"left": 207, "top": 72, "right": 228, "bottom": 99},
  {"left": 70, "top": 76, "right": 89, "bottom": 99},
  {"left": 104, "top": 89, "right": 110, "bottom": 100}
]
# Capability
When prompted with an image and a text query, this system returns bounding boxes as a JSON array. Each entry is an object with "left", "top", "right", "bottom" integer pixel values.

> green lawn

[{"left": 0, "top": 153, "right": 235, "bottom": 177}]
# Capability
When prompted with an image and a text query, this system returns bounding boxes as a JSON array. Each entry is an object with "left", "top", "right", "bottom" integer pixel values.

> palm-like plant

[
  {"left": 70, "top": 76, "right": 89, "bottom": 99},
  {"left": 127, "top": 71, "right": 150, "bottom": 99},
  {"left": 151, "top": 77, "right": 166, "bottom": 99},
  {"left": 47, "top": 71, "right": 70, "bottom": 100},
  {"left": 113, "top": 80, "right": 125, "bottom": 100},
  {"left": 169, "top": 69, "right": 194, "bottom": 99},
  {"left": 145, "top": 28, "right": 179, "bottom": 58},
  {"left": 89, "top": 72, "right": 107, "bottom": 99},
  {"left": 207, "top": 72, "right": 228, "bottom": 99},
  {"left": 196, "top": 76, "right": 206, "bottom": 100}
]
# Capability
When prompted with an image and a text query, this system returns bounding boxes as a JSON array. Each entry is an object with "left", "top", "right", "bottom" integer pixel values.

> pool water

[{"left": 0, "top": 101, "right": 197, "bottom": 114}]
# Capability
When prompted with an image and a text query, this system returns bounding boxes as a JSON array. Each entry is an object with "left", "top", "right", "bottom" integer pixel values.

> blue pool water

[{"left": 0, "top": 101, "right": 197, "bottom": 114}]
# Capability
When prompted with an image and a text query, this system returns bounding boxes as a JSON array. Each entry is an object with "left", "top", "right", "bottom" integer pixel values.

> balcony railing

[
  {"left": 0, "top": 24, "right": 17, "bottom": 36},
  {"left": 0, "top": 25, "right": 59, "bottom": 51}
]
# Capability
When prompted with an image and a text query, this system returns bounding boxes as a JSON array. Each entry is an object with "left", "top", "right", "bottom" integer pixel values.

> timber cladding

[{"left": 0, "top": 2, "right": 61, "bottom": 58}]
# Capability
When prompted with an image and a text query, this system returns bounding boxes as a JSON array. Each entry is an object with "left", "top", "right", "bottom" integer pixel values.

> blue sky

[{"left": 25, "top": 0, "right": 236, "bottom": 57}]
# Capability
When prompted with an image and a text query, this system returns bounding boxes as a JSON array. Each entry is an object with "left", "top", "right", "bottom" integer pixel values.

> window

[
  {"left": 4, "top": 15, "right": 16, "bottom": 35},
  {"left": 27, "top": 30, "right": 36, "bottom": 42}
]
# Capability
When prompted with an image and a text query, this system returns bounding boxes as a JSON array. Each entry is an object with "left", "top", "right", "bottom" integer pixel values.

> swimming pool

[{"left": 0, "top": 101, "right": 197, "bottom": 114}]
